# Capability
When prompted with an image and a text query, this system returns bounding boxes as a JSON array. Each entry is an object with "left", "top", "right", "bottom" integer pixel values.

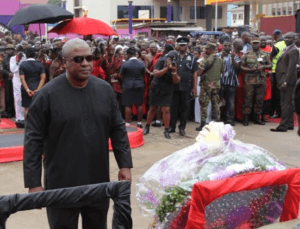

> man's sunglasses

[{"left": 67, "top": 55, "right": 93, "bottom": 63}]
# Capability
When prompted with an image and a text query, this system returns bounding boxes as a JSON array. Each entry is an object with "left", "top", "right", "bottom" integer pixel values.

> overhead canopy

[
  {"left": 190, "top": 31, "right": 225, "bottom": 36},
  {"left": 205, "top": 0, "right": 291, "bottom": 5},
  {"left": 151, "top": 27, "right": 204, "bottom": 32}
]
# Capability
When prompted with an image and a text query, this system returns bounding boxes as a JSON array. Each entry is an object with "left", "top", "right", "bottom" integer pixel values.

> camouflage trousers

[
  {"left": 243, "top": 83, "right": 266, "bottom": 115},
  {"left": 199, "top": 82, "right": 220, "bottom": 122}
]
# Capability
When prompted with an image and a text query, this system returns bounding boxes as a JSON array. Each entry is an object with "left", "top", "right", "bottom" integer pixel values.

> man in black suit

[
  {"left": 23, "top": 38, "right": 133, "bottom": 229},
  {"left": 294, "top": 79, "right": 300, "bottom": 136},
  {"left": 2, "top": 44, "right": 15, "bottom": 118},
  {"left": 271, "top": 32, "right": 299, "bottom": 132}
]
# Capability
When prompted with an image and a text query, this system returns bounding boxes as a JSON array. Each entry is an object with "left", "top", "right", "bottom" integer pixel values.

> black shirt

[
  {"left": 175, "top": 52, "right": 198, "bottom": 92},
  {"left": 120, "top": 58, "right": 145, "bottom": 90},
  {"left": 23, "top": 74, "right": 133, "bottom": 191}
]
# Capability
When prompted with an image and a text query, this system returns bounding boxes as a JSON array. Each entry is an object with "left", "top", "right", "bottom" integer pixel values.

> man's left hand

[{"left": 118, "top": 168, "right": 131, "bottom": 182}]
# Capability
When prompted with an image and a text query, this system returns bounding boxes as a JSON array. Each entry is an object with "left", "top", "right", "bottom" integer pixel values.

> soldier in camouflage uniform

[
  {"left": 241, "top": 38, "right": 272, "bottom": 126},
  {"left": 195, "top": 43, "right": 223, "bottom": 131}
]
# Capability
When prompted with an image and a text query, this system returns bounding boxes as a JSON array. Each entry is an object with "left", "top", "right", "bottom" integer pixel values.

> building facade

[{"left": 66, "top": 0, "right": 227, "bottom": 31}]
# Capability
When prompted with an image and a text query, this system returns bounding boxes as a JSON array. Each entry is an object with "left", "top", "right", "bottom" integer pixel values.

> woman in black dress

[
  {"left": 143, "top": 47, "right": 181, "bottom": 139},
  {"left": 19, "top": 48, "right": 46, "bottom": 120}
]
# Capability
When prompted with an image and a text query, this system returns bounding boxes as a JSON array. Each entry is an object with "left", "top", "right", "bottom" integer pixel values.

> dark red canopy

[{"left": 48, "top": 16, "right": 118, "bottom": 36}]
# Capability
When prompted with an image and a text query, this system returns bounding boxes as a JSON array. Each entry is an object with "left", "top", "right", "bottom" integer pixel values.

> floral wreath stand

[{"left": 167, "top": 168, "right": 300, "bottom": 229}]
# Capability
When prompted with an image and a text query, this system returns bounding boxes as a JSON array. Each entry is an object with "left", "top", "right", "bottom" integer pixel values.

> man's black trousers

[
  {"left": 170, "top": 91, "right": 190, "bottom": 131},
  {"left": 4, "top": 78, "right": 15, "bottom": 116},
  {"left": 47, "top": 205, "right": 109, "bottom": 229}
]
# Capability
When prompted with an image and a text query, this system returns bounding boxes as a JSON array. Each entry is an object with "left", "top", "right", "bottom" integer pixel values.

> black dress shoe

[
  {"left": 287, "top": 127, "right": 294, "bottom": 130},
  {"left": 1, "top": 111, "right": 8, "bottom": 118},
  {"left": 137, "top": 124, "right": 143, "bottom": 129},
  {"left": 179, "top": 129, "right": 186, "bottom": 136},
  {"left": 270, "top": 114, "right": 280, "bottom": 119},
  {"left": 270, "top": 126, "right": 287, "bottom": 132},
  {"left": 243, "top": 114, "right": 249, "bottom": 126},
  {"left": 143, "top": 125, "right": 150, "bottom": 135},
  {"left": 16, "top": 121, "right": 25, "bottom": 129},
  {"left": 253, "top": 114, "right": 265, "bottom": 125},
  {"left": 164, "top": 130, "right": 171, "bottom": 139},
  {"left": 151, "top": 122, "right": 162, "bottom": 127},
  {"left": 168, "top": 127, "right": 175, "bottom": 133}
]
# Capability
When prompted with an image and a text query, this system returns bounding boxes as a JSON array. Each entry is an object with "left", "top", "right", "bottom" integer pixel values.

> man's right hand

[{"left": 29, "top": 186, "right": 44, "bottom": 209}]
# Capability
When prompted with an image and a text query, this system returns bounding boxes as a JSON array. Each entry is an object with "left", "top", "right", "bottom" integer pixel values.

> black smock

[
  {"left": 23, "top": 74, "right": 133, "bottom": 208},
  {"left": 149, "top": 56, "right": 174, "bottom": 106}
]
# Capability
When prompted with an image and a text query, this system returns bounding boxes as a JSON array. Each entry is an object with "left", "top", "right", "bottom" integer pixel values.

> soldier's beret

[{"left": 205, "top": 43, "right": 217, "bottom": 49}]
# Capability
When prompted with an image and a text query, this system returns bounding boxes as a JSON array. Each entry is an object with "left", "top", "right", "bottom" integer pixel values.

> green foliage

[
  {"left": 47, "top": 0, "right": 62, "bottom": 6},
  {"left": 155, "top": 187, "right": 189, "bottom": 223}
]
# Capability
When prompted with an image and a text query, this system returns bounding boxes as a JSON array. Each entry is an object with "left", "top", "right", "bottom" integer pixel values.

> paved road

[{"left": 0, "top": 120, "right": 299, "bottom": 229}]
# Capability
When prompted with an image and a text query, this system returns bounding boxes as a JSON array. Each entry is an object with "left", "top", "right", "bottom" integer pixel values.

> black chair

[{"left": 0, "top": 181, "right": 132, "bottom": 229}]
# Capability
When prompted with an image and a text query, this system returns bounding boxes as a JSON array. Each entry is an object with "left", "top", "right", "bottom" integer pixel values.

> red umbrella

[{"left": 48, "top": 16, "right": 118, "bottom": 36}]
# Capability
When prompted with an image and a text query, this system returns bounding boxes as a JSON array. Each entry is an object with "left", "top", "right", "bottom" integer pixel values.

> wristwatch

[{"left": 26, "top": 88, "right": 30, "bottom": 92}]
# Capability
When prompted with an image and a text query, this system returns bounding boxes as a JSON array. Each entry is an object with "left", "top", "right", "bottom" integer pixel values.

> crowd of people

[{"left": 0, "top": 29, "right": 299, "bottom": 137}]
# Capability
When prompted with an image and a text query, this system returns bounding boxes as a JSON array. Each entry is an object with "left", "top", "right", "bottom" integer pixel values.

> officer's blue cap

[
  {"left": 176, "top": 37, "right": 189, "bottom": 45},
  {"left": 273, "top": 29, "right": 282, "bottom": 35}
]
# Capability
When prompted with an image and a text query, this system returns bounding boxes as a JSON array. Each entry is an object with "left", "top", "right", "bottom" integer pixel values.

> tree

[{"left": 47, "top": 0, "right": 62, "bottom": 6}]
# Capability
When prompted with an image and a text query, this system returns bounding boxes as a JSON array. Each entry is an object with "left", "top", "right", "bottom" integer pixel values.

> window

[
  {"left": 74, "top": 0, "right": 81, "bottom": 7},
  {"left": 117, "top": 5, "right": 154, "bottom": 19},
  {"left": 74, "top": 8, "right": 81, "bottom": 17},
  {"left": 238, "top": 14, "right": 243, "bottom": 20},
  {"left": 232, "top": 14, "right": 237, "bottom": 20},
  {"left": 161, "top": 6, "right": 173, "bottom": 20},
  {"left": 189, "top": 6, "right": 221, "bottom": 19},
  {"left": 212, "top": 6, "right": 222, "bottom": 19},
  {"left": 283, "top": 9, "right": 286, "bottom": 15},
  {"left": 294, "top": 3, "right": 298, "bottom": 11},
  {"left": 190, "top": 6, "right": 205, "bottom": 19}
]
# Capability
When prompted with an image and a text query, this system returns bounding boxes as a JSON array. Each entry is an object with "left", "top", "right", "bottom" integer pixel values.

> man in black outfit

[
  {"left": 23, "top": 38, "right": 133, "bottom": 229},
  {"left": 169, "top": 37, "right": 198, "bottom": 136},
  {"left": 2, "top": 44, "right": 15, "bottom": 118}
]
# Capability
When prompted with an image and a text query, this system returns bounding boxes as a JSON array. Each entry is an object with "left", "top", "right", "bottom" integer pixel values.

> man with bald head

[{"left": 23, "top": 38, "right": 133, "bottom": 228}]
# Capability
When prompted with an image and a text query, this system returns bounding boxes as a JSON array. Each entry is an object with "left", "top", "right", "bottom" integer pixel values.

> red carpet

[
  {"left": 0, "top": 125, "right": 144, "bottom": 163},
  {"left": 0, "top": 146, "right": 23, "bottom": 163},
  {"left": 0, "top": 118, "right": 16, "bottom": 129},
  {"left": 266, "top": 114, "right": 299, "bottom": 126}
]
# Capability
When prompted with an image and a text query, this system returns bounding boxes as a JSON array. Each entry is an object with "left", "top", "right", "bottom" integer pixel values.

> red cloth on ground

[
  {"left": 185, "top": 168, "right": 300, "bottom": 229},
  {"left": 235, "top": 51, "right": 244, "bottom": 121}
]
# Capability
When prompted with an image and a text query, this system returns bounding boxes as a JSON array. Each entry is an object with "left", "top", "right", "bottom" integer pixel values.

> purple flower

[
  {"left": 222, "top": 125, "right": 235, "bottom": 142},
  {"left": 157, "top": 161, "right": 169, "bottom": 173},
  {"left": 225, "top": 206, "right": 252, "bottom": 229},
  {"left": 141, "top": 190, "right": 160, "bottom": 207},
  {"left": 159, "top": 169, "right": 180, "bottom": 188}
]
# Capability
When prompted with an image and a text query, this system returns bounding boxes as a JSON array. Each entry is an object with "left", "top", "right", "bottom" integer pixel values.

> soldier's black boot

[
  {"left": 243, "top": 115, "right": 249, "bottom": 126},
  {"left": 254, "top": 114, "right": 265, "bottom": 125},
  {"left": 143, "top": 124, "right": 150, "bottom": 135},
  {"left": 164, "top": 129, "right": 171, "bottom": 139},
  {"left": 196, "top": 121, "right": 206, "bottom": 131}
]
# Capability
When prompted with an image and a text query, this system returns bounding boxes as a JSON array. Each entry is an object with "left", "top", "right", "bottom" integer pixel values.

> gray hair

[{"left": 62, "top": 38, "right": 90, "bottom": 58}]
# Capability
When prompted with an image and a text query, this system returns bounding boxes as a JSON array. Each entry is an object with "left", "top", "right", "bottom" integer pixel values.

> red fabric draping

[
  {"left": 260, "top": 46, "right": 272, "bottom": 101},
  {"left": 185, "top": 168, "right": 300, "bottom": 229},
  {"left": 150, "top": 52, "right": 162, "bottom": 72},
  {"left": 92, "top": 60, "right": 106, "bottom": 80}
]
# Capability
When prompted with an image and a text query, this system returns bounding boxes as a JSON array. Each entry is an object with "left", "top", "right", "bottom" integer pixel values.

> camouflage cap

[
  {"left": 205, "top": 43, "right": 217, "bottom": 50},
  {"left": 251, "top": 38, "right": 261, "bottom": 43},
  {"left": 5, "top": 44, "right": 14, "bottom": 50}
]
